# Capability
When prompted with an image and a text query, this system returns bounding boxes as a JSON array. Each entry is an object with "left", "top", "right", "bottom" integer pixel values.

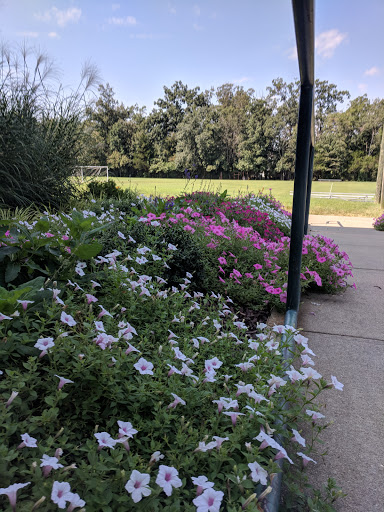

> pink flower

[
  {"left": 306, "top": 409, "right": 325, "bottom": 421},
  {"left": 297, "top": 452, "right": 317, "bottom": 466},
  {"left": 67, "top": 492, "right": 86, "bottom": 511},
  {"left": 117, "top": 421, "right": 138, "bottom": 439},
  {"left": 40, "top": 455, "right": 63, "bottom": 477},
  {"left": 134, "top": 357, "right": 154, "bottom": 375},
  {"left": 62, "top": 235, "right": 69, "bottom": 240},
  {"left": 60, "top": 311, "right": 76, "bottom": 327},
  {"left": 168, "top": 393, "right": 186, "bottom": 409},
  {"left": 193, "top": 488, "right": 224, "bottom": 512},
  {"left": 156, "top": 465, "right": 182, "bottom": 496},
  {"left": 94, "top": 432, "right": 117, "bottom": 450},
  {"left": 218, "top": 257, "right": 227, "bottom": 265},
  {"left": 248, "top": 461, "right": 268, "bottom": 485},
  {"left": 17, "top": 300, "right": 34, "bottom": 311},
  {"left": 253, "top": 263, "right": 263, "bottom": 270},
  {"left": 0, "top": 313, "right": 13, "bottom": 321},
  {"left": 0, "top": 482, "right": 30, "bottom": 511},
  {"left": 86, "top": 294, "right": 98, "bottom": 304},
  {"left": 291, "top": 429, "right": 306, "bottom": 447},
  {"left": 192, "top": 476, "right": 214, "bottom": 496},
  {"left": 223, "top": 411, "right": 245, "bottom": 426},
  {"left": 212, "top": 436, "right": 229, "bottom": 449},
  {"left": 18, "top": 433, "right": 38, "bottom": 449},
  {"left": 6, "top": 391, "right": 18, "bottom": 408},
  {"left": 51, "top": 481, "right": 71, "bottom": 509},
  {"left": 45, "top": 232, "right": 55, "bottom": 238},
  {"left": 331, "top": 375, "right": 344, "bottom": 391},
  {"left": 125, "top": 470, "right": 151, "bottom": 503},
  {"left": 54, "top": 375, "right": 74, "bottom": 390},
  {"left": 34, "top": 337, "right": 55, "bottom": 357}
]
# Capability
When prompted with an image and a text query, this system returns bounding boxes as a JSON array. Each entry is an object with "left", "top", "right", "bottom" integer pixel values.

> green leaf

[
  {"left": 74, "top": 242, "right": 103, "bottom": 260},
  {"left": 34, "top": 219, "right": 50, "bottom": 232},
  {"left": 0, "top": 246, "right": 20, "bottom": 262},
  {"left": 5, "top": 262, "right": 21, "bottom": 283}
]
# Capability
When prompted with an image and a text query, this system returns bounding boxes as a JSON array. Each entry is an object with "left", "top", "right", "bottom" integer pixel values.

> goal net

[{"left": 74, "top": 166, "right": 109, "bottom": 182}]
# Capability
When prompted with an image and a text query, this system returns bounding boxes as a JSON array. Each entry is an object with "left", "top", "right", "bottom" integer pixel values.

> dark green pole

[{"left": 264, "top": 1, "right": 314, "bottom": 510}]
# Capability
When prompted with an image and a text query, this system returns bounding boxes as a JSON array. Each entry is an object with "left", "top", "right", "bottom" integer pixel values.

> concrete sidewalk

[{"left": 298, "top": 215, "right": 384, "bottom": 511}]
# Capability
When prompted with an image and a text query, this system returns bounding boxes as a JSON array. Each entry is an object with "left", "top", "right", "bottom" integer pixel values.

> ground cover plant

[
  {"left": 0, "top": 190, "right": 350, "bottom": 510},
  {"left": 373, "top": 212, "right": 384, "bottom": 230}
]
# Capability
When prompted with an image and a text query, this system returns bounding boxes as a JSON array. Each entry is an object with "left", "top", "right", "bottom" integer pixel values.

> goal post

[{"left": 74, "top": 166, "right": 109, "bottom": 182}]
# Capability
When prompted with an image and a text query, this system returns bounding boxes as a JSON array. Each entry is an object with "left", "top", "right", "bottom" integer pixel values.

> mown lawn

[{"left": 94, "top": 177, "right": 381, "bottom": 218}]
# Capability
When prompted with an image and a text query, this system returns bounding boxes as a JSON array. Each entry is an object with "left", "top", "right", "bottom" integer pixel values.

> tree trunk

[{"left": 376, "top": 126, "right": 384, "bottom": 206}]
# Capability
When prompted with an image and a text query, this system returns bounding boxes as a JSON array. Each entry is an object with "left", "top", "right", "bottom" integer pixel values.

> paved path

[{"left": 298, "top": 215, "right": 384, "bottom": 511}]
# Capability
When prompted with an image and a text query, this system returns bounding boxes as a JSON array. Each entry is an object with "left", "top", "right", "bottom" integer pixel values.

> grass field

[{"left": 103, "top": 178, "right": 381, "bottom": 218}]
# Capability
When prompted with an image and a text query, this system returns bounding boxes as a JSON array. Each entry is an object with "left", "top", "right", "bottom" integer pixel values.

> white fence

[{"left": 289, "top": 191, "right": 375, "bottom": 202}]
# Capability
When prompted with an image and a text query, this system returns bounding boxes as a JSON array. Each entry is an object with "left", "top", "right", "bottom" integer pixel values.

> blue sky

[{"left": 1, "top": 0, "right": 383, "bottom": 111}]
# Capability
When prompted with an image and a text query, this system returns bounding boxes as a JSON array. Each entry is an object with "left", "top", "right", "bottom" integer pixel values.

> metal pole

[
  {"left": 264, "top": 1, "right": 314, "bottom": 510},
  {"left": 304, "top": 143, "right": 314, "bottom": 234}
]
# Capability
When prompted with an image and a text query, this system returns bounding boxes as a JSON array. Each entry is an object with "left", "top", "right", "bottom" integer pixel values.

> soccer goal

[{"left": 74, "top": 166, "right": 109, "bottom": 182}]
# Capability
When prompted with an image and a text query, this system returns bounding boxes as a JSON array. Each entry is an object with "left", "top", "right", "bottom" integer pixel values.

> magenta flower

[
  {"left": 156, "top": 465, "right": 182, "bottom": 496},
  {"left": 0, "top": 482, "right": 30, "bottom": 511},
  {"left": 134, "top": 357, "right": 154, "bottom": 375},
  {"left": 54, "top": 375, "right": 74, "bottom": 390},
  {"left": 218, "top": 257, "right": 227, "bottom": 265},
  {"left": 51, "top": 481, "right": 71, "bottom": 509}
]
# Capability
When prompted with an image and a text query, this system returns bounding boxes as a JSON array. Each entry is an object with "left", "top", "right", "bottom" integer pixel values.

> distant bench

[{"left": 289, "top": 191, "right": 375, "bottom": 202}]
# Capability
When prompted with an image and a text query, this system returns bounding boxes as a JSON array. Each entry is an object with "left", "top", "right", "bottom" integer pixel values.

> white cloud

[
  {"left": 364, "top": 66, "right": 379, "bottom": 76},
  {"left": 358, "top": 83, "right": 368, "bottom": 93},
  {"left": 16, "top": 31, "right": 39, "bottom": 38},
  {"left": 108, "top": 16, "right": 137, "bottom": 26},
  {"left": 112, "top": 3, "right": 120, "bottom": 11},
  {"left": 48, "top": 32, "right": 59, "bottom": 39},
  {"left": 287, "top": 46, "right": 297, "bottom": 60},
  {"left": 194, "top": 4, "right": 201, "bottom": 16},
  {"left": 35, "top": 7, "right": 81, "bottom": 27},
  {"left": 315, "top": 29, "right": 347, "bottom": 58},
  {"left": 233, "top": 77, "right": 250, "bottom": 84},
  {"left": 193, "top": 23, "right": 203, "bottom": 31}
]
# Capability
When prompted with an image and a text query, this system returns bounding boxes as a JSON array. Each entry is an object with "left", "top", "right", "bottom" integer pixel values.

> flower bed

[{"left": 0, "top": 190, "right": 349, "bottom": 510}]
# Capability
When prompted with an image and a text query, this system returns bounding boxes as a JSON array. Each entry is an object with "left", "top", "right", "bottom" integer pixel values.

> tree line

[{"left": 78, "top": 79, "right": 384, "bottom": 181}]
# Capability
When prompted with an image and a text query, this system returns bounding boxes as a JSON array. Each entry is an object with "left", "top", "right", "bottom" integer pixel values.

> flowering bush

[
  {"left": 373, "top": 212, "right": 384, "bottom": 231},
  {"left": 0, "top": 237, "right": 344, "bottom": 511},
  {"left": 135, "top": 203, "right": 354, "bottom": 311}
]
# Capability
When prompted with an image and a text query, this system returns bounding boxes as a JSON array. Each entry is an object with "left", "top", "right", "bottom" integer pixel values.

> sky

[{"left": 1, "top": 0, "right": 383, "bottom": 111}]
